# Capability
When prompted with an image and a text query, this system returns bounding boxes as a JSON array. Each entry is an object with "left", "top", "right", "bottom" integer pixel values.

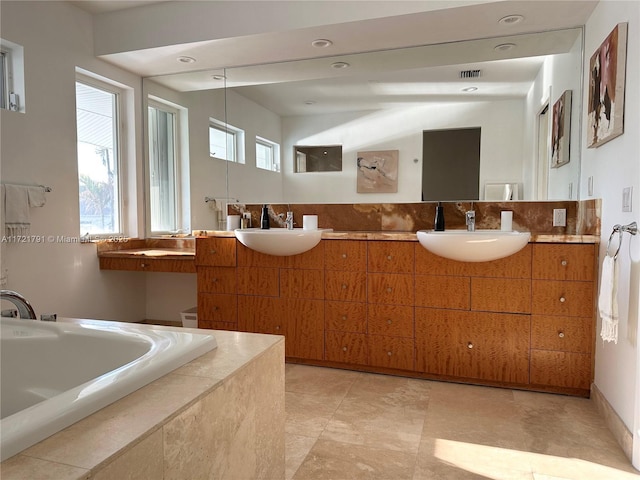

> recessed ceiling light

[
  {"left": 211, "top": 74, "right": 226, "bottom": 80},
  {"left": 177, "top": 56, "right": 196, "bottom": 63},
  {"left": 312, "top": 39, "right": 333, "bottom": 48},
  {"left": 331, "top": 61, "right": 350, "bottom": 69},
  {"left": 498, "top": 14, "right": 524, "bottom": 25},
  {"left": 462, "top": 87, "right": 478, "bottom": 92},
  {"left": 494, "top": 43, "right": 516, "bottom": 52}
]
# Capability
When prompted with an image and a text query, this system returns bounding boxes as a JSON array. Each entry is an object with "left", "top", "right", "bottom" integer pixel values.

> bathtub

[{"left": 0, "top": 317, "right": 217, "bottom": 461}]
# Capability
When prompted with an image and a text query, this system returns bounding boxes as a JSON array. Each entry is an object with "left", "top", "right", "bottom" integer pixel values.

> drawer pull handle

[
  {"left": 141, "top": 263, "right": 147, "bottom": 267},
  {"left": 213, "top": 306, "right": 219, "bottom": 311},
  {"left": 212, "top": 278, "right": 218, "bottom": 282},
  {"left": 342, "top": 346, "right": 348, "bottom": 352},
  {"left": 558, "top": 331, "right": 565, "bottom": 338},
  {"left": 387, "top": 255, "right": 393, "bottom": 260},
  {"left": 559, "top": 296, "right": 566, "bottom": 303},
  {"left": 561, "top": 260, "right": 568, "bottom": 266},
  {"left": 342, "top": 284, "right": 348, "bottom": 290},
  {"left": 210, "top": 250, "right": 217, "bottom": 254},
  {"left": 342, "top": 253, "right": 348, "bottom": 259},
  {"left": 386, "top": 287, "right": 392, "bottom": 293},
  {"left": 387, "top": 319, "right": 392, "bottom": 325},
  {"left": 387, "top": 351, "right": 393, "bottom": 356},
  {"left": 275, "top": 325, "right": 280, "bottom": 330},
  {"left": 467, "top": 342, "right": 474, "bottom": 349},
  {"left": 342, "top": 315, "right": 347, "bottom": 321}
]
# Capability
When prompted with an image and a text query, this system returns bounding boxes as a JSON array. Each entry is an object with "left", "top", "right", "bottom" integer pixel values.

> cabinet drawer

[
  {"left": 531, "top": 315, "right": 592, "bottom": 353},
  {"left": 532, "top": 280, "right": 594, "bottom": 317},
  {"left": 280, "top": 269, "right": 324, "bottom": 299},
  {"left": 530, "top": 350, "right": 591, "bottom": 390},
  {"left": 197, "top": 293, "right": 237, "bottom": 324},
  {"left": 367, "top": 304, "right": 414, "bottom": 337},
  {"left": 415, "top": 309, "right": 529, "bottom": 384},
  {"left": 325, "top": 301, "right": 367, "bottom": 333},
  {"left": 533, "top": 244, "right": 595, "bottom": 281},
  {"left": 367, "top": 241, "right": 415, "bottom": 274},
  {"left": 415, "top": 275, "right": 470, "bottom": 310},
  {"left": 471, "top": 278, "right": 531, "bottom": 313},
  {"left": 367, "top": 335, "right": 414, "bottom": 370},
  {"left": 325, "top": 271, "right": 367, "bottom": 302},
  {"left": 197, "top": 267, "right": 237, "bottom": 294},
  {"left": 368, "top": 273, "right": 414, "bottom": 305},
  {"left": 237, "top": 267, "right": 279, "bottom": 296},
  {"left": 195, "top": 237, "right": 236, "bottom": 266},
  {"left": 324, "top": 240, "right": 367, "bottom": 271},
  {"left": 325, "top": 331, "right": 368, "bottom": 365},
  {"left": 204, "top": 321, "right": 238, "bottom": 331}
]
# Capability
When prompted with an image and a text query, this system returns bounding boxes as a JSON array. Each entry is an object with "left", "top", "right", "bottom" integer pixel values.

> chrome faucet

[
  {"left": 1, "top": 290, "right": 37, "bottom": 319},
  {"left": 285, "top": 211, "right": 294, "bottom": 230},
  {"left": 466, "top": 210, "right": 476, "bottom": 232}
]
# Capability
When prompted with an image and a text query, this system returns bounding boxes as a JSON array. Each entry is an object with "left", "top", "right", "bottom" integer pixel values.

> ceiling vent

[{"left": 459, "top": 69, "right": 481, "bottom": 79}]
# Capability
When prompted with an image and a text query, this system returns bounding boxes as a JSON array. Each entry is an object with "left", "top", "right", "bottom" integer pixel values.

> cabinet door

[
  {"left": 237, "top": 267, "right": 279, "bottom": 296},
  {"left": 237, "top": 296, "right": 280, "bottom": 332},
  {"left": 280, "top": 269, "right": 324, "bottom": 299},
  {"left": 325, "top": 301, "right": 367, "bottom": 333},
  {"left": 415, "top": 275, "right": 470, "bottom": 310},
  {"left": 415, "top": 309, "right": 530, "bottom": 384},
  {"left": 531, "top": 315, "right": 593, "bottom": 353},
  {"left": 368, "top": 273, "right": 414, "bottom": 305},
  {"left": 325, "top": 331, "right": 368, "bottom": 365},
  {"left": 197, "top": 293, "right": 238, "bottom": 325},
  {"left": 532, "top": 280, "right": 594, "bottom": 317},
  {"left": 533, "top": 244, "right": 595, "bottom": 281},
  {"left": 368, "top": 241, "right": 415, "bottom": 274},
  {"left": 325, "top": 271, "right": 367, "bottom": 302},
  {"left": 471, "top": 278, "right": 531, "bottom": 313},
  {"left": 530, "top": 350, "right": 591, "bottom": 390},
  {"left": 197, "top": 267, "right": 237, "bottom": 294},
  {"left": 285, "top": 299, "right": 324, "bottom": 360},
  {"left": 324, "top": 240, "right": 367, "bottom": 271},
  {"left": 195, "top": 237, "right": 236, "bottom": 266},
  {"left": 367, "top": 304, "right": 414, "bottom": 337},
  {"left": 367, "top": 335, "right": 414, "bottom": 370}
]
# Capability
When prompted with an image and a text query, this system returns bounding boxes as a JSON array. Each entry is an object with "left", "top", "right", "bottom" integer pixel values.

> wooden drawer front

[
  {"left": 325, "top": 331, "right": 368, "bottom": 365},
  {"left": 530, "top": 350, "right": 591, "bottom": 390},
  {"left": 367, "top": 273, "right": 414, "bottom": 306},
  {"left": 284, "top": 299, "right": 324, "bottom": 360},
  {"left": 415, "top": 309, "right": 530, "bottom": 384},
  {"left": 531, "top": 315, "right": 592, "bottom": 353},
  {"left": 367, "top": 335, "right": 415, "bottom": 370},
  {"left": 280, "top": 269, "right": 324, "bottom": 299},
  {"left": 325, "top": 271, "right": 367, "bottom": 302},
  {"left": 197, "top": 267, "right": 237, "bottom": 294},
  {"left": 325, "top": 301, "right": 367, "bottom": 333},
  {"left": 237, "top": 267, "right": 279, "bottom": 296},
  {"left": 532, "top": 280, "right": 594, "bottom": 317},
  {"left": 471, "top": 278, "right": 531, "bottom": 314},
  {"left": 533, "top": 244, "right": 595, "bottom": 281},
  {"left": 368, "top": 241, "right": 415, "bottom": 274},
  {"left": 324, "top": 240, "right": 367, "bottom": 271},
  {"left": 415, "top": 244, "right": 532, "bottom": 278},
  {"left": 415, "top": 275, "right": 470, "bottom": 310},
  {"left": 288, "top": 243, "right": 325, "bottom": 270},
  {"left": 367, "top": 304, "right": 414, "bottom": 337},
  {"left": 197, "top": 293, "right": 237, "bottom": 324},
  {"left": 195, "top": 237, "right": 236, "bottom": 266},
  {"left": 206, "top": 321, "right": 238, "bottom": 331},
  {"left": 237, "top": 296, "right": 280, "bottom": 332},
  {"left": 236, "top": 243, "right": 284, "bottom": 268},
  {"left": 99, "top": 257, "right": 196, "bottom": 273}
]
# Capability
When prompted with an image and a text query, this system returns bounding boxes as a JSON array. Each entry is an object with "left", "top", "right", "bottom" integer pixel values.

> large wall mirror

[{"left": 143, "top": 27, "right": 584, "bottom": 232}]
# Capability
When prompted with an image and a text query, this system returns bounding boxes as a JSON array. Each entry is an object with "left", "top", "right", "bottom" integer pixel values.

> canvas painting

[
  {"left": 356, "top": 150, "right": 398, "bottom": 193},
  {"left": 587, "top": 22, "right": 628, "bottom": 148},
  {"left": 551, "top": 90, "right": 572, "bottom": 168}
]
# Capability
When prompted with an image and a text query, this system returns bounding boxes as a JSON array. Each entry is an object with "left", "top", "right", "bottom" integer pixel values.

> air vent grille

[{"left": 460, "top": 69, "right": 481, "bottom": 79}]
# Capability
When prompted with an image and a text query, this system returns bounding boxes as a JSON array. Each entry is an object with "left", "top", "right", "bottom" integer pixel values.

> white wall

[
  {"left": 281, "top": 100, "right": 525, "bottom": 203},
  {"left": 0, "top": 1, "right": 147, "bottom": 321},
  {"left": 581, "top": 0, "right": 640, "bottom": 468}
]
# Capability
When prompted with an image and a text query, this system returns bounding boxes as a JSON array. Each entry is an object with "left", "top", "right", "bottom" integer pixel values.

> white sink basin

[
  {"left": 234, "top": 228, "right": 327, "bottom": 256},
  {"left": 416, "top": 229, "right": 531, "bottom": 262}
]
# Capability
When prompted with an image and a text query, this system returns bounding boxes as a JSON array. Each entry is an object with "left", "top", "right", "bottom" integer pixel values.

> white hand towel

[
  {"left": 599, "top": 255, "right": 619, "bottom": 343},
  {"left": 4, "top": 184, "right": 31, "bottom": 236},
  {"left": 28, "top": 186, "right": 46, "bottom": 207}
]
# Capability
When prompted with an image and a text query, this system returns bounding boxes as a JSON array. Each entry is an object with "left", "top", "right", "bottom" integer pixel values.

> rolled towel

[{"left": 599, "top": 255, "right": 619, "bottom": 343}]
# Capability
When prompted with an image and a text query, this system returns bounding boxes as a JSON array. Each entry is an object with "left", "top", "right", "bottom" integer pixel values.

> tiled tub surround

[{"left": 0, "top": 323, "right": 285, "bottom": 480}]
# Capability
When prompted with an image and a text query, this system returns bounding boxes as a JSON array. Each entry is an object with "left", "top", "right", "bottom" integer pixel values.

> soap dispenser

[
  {"left": 434, "top": 202, "right": 445, "bottom": 231},
  {"left": 260, "top": 204, "right": 270, "bottom": 229}
]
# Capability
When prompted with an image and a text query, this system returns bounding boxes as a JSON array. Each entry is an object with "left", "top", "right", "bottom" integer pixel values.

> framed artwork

[
  {"left": 551, "top": 90, "right": 572, "bottom": 168},
  {"left": 587, "top": 22, "right": 628, "bottom": 148},
  {"left": 356, "top": 150, "right": 398, "bottom": 193}
]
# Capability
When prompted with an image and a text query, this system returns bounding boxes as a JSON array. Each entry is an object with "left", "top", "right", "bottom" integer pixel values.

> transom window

[
  {"left": 209, "top": 118, "right": 244, "bottom": 164},
  {"left": 256, "top": 136, "right": 280, "bottom": 172}
]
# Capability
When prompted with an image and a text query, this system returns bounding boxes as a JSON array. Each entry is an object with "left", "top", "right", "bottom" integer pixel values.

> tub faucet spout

[
  {"left": 0, "top": 290, "right": 37, "bottom": 319},
  {"left": 466, "top": 211, "right": 476, "bottom": 232}
]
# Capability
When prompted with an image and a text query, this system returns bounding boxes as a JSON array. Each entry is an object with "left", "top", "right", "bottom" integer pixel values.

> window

[
  {"left": 76, "top": 78, "right": 121, "bottom": 235},
  {"left": 0, "top": 38, "right": 25, "bottom": 112},
  {"left": 148, "top": 101, "right": 179, "bottom": 233},
  {"left": 209, "top": 118, "right": 244, "bottom": 163},
  {"left": 256, "top": 136, "right": 280, "bottom": 172},
  {"left": 0, "top": 51, "right": 7, "bottom": 110}
]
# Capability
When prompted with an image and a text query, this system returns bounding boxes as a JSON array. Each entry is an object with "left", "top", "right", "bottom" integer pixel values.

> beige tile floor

[{"left": 285, "top": 364, "right": 640, "bottom": 480}]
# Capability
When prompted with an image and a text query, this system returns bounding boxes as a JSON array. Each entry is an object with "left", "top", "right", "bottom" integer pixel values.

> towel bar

[{"left": 607, "top": 221, "right": 637, "bottom": 259}]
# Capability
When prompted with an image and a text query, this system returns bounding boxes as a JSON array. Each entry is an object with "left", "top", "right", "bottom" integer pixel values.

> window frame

[
  {"left": 255, "top": 136, "right": 280, "bottom": 172},
  {"left": 209, "top": 118, "right": 245, "bottom": 164}
]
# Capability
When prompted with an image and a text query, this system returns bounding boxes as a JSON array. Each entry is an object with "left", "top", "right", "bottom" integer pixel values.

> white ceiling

[{"left": 70, "top": 1, "right": 597, "bottom": 115}]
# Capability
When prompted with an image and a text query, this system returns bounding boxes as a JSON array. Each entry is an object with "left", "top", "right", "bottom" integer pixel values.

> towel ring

[{"left": 607, "top": 228, "right": 623, "bottom": 260}]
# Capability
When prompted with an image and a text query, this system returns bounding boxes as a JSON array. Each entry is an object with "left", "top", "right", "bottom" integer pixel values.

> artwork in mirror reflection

[
  {"left": 294, "top": 145, "right": 342, "bottom": 172},
  {"left": 357, "top": 150, "right": 398, "bottom": 193},
  {"left": 551, "top": 90, "right": 572, "bottom": 168}
]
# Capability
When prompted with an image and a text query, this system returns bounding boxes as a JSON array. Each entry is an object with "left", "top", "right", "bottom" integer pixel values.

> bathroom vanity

[{"left": 195, "top": 232, "right": 598, "bottom": 397}]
